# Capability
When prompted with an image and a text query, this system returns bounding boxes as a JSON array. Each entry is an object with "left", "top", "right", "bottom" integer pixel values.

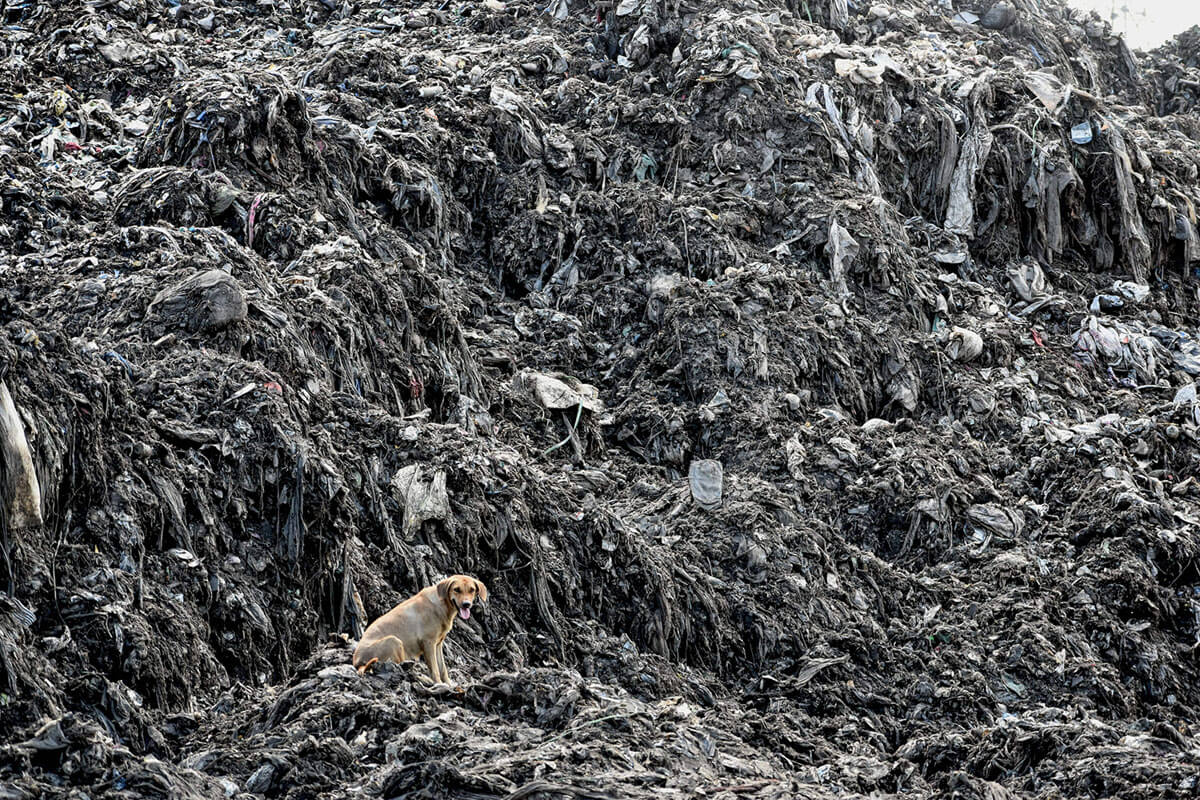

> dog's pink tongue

[{"left": 458, "top": 607, "right": 471, "bottom": 620}]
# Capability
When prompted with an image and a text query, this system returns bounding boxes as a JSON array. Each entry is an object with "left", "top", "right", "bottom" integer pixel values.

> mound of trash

[{"left": 3, "top": 0, "right": 1200, "bottom": 797}]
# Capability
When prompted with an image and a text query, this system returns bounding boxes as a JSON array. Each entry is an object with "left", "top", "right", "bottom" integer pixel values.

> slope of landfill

[{"left": 3, "top": 0, "right": 1200, "bottom": 796}]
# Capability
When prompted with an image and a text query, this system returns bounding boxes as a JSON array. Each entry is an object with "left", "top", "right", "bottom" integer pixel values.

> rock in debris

[
  {"left": 689, "top": 459, "right": 724, "bottom": 510},
  {"left": 149, "top": 269, "right": 248, "bottom": 332},
  {"left": 980, "top": 1, "right": 1018, "bottom": 29},
  {"left": 947, "top": 326, "right": 984, "bottom": 362}
]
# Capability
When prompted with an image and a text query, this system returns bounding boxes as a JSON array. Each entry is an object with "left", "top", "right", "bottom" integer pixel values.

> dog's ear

[
  {"left": 474, "top": 578, "right": 488, "bottom": 603},
  {"left": 436, "top": 577, "right": 454, "bottom": 604}
]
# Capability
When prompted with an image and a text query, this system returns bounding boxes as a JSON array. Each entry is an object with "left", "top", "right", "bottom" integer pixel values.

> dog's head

[{"left": 437, "top": 575, "right": 488, "bottom": 621}]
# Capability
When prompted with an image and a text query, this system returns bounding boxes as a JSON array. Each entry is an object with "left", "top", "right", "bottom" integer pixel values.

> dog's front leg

[
  {"left": 435, "top": 640, "right": 450, "bottom": 684},
  {"left": 422, "top": 644, "right": 443, "bottom": 684}
]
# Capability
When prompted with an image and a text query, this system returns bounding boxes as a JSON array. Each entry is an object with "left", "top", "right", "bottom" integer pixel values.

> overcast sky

[{"left": 1068, "top": 0, "right": 1200, "bottom": 49}]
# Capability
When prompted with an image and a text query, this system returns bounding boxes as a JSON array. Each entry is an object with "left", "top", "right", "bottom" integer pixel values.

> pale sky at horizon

[{"left": 1068, "top": 0, "right": 1200, "bottom": 49}]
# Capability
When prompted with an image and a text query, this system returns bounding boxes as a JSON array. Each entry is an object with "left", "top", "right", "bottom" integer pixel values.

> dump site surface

[{"left": 3, "top": 0, "right": 1200, "bottom": 798}]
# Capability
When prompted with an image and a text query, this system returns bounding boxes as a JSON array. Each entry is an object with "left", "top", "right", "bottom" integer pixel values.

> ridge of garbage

[{"left": 2, "top": 0, "right": 1200, "bottom": 797}]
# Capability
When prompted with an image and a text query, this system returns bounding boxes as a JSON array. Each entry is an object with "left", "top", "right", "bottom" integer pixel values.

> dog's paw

[{"left": 415, "top": 681, "right": 459, "bottom": 698}]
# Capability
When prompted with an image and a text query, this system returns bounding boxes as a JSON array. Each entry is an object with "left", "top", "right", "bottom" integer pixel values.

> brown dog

[{"left": 352, "top": 575, "right": 487, "bottom": 684}]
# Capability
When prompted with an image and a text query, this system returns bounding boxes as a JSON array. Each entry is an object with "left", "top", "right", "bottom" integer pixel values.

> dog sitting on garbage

[{"left": 353, "top": 575, "right": 487, "bottom": 684}]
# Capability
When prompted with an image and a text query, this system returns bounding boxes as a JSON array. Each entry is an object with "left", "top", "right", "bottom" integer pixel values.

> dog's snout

[{"left": 461, "top": 600, "right": 473, "bottom": 608}]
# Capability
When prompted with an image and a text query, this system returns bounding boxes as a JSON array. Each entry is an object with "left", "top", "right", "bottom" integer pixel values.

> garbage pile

[{"left": 3, "top": 0, "right": 1200, "bottom": 797}]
